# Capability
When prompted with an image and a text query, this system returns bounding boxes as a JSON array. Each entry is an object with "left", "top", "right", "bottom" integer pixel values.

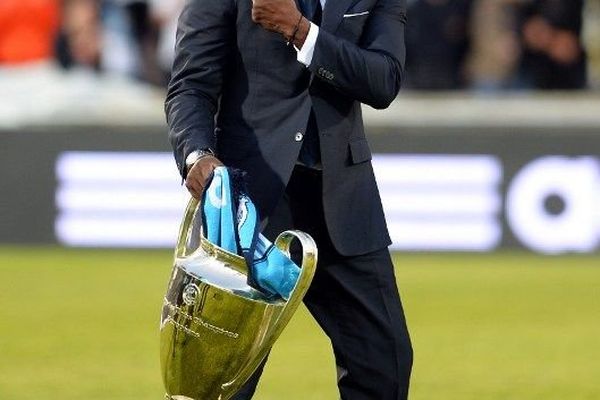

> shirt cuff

[{"left": 296, "top": 22, "right": 319, "bottom": 67}]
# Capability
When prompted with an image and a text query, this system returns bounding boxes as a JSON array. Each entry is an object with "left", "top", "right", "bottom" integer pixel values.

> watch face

[{"left": 185, "top": 151, "right": 199, "bottom": 168}]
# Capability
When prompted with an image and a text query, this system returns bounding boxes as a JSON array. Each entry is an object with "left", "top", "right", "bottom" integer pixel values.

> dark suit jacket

[{"left": 166, "top": 0, "right": 407, "bottom": 256}]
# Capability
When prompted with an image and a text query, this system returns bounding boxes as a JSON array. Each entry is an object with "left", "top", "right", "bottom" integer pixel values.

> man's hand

[
  {"left": 252, "top": 0, "right": 310, "bottom": 48},
  {"left": 185, "top": 156, "right": 224, "bottom": 199}
]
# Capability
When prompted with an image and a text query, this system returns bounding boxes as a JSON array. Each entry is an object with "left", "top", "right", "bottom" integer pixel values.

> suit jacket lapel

[{"left": 321, "top": 0, "right": 354, "bottom": 33}]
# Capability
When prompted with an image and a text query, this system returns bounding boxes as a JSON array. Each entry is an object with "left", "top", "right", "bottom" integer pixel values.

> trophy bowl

[{"left": 160, "top": 198, "right": 317, "bottom": 400}]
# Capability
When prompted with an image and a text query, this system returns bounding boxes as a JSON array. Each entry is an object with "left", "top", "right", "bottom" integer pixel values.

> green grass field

[{"left": 0, "top": 248, "right": 599, "bottom": 400}]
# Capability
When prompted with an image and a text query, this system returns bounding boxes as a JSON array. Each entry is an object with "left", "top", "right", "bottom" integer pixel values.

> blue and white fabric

[{"left": 201, "top": 167, "right": 300, "bottom": 300}]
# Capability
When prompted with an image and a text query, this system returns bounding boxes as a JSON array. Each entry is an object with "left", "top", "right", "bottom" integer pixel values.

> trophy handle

[
  {"left": 221, "top": 230, "right": 318, "bottom": 397},
  {"left": 174, "top": 197, "right": 201, "bottom": 259},
  {"left": 272, "top": 230, "right": 319, "bottom": 324}
]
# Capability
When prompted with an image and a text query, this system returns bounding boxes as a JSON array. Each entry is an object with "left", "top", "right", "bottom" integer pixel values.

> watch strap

[{"left": 185, "top": 148, "right": 215, "bottom": 171}]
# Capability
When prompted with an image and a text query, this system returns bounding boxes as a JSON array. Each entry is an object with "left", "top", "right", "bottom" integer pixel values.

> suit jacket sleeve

[
  {"left": 165, "top": 0, "right": 235, "bottom": 178},
  {"left": 309, "top": 0, "right": 407, "bottom": 109}
]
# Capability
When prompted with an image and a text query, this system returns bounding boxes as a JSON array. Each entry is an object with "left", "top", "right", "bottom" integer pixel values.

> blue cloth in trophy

[{"left": 201, "top": 167, "right": 300, "bottom": 300}]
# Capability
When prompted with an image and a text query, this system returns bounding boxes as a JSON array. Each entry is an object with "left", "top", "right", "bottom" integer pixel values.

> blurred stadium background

[{"left": 1, "top": 0, "right": 600, "bottom": 399}]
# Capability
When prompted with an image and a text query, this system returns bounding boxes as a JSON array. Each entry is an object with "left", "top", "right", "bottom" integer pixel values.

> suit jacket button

[{"left": 295, "top": 132, "right": 304, "bottom": 141}]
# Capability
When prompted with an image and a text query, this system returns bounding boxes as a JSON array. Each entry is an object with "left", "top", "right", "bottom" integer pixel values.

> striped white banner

[{"left": 55, "top": 152, "right": 503, "bottom": 250}]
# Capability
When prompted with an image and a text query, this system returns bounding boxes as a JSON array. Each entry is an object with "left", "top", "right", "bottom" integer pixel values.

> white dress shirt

[{"left": 296, "top": 0, "right": 327, "bottom": 66}]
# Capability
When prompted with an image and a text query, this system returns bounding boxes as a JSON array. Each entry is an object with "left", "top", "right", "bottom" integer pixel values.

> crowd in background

[
  {"left": 406, "top": 0, "right": 591, "bottom": 90},
  {"left": 0, "top": 0, "right": 181, "bottom": 86},
  {"left": 0, "top": 0, "right": 599, "bottom": 91}
]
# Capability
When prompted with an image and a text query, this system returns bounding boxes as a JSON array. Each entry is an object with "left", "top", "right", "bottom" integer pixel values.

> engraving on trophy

[
  {"left": 165, "top": 300, "right": 239, "bottom": 338},
  {"left": 165, "top": 316, "right": 201, "bottom": 338},
  {"left": 182, "top": 283, "right": 199, "bottom": 306}
]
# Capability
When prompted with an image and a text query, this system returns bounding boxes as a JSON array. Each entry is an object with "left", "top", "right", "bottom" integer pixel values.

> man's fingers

[
  {"left": 185, "top": 184, "right": 200, "bottom": 199},
  {"left": 185, "top": 178, "right": 204, "bottom": 199},
  {"left": 185, "top": 155, "right": 225, "bottom": 198}
]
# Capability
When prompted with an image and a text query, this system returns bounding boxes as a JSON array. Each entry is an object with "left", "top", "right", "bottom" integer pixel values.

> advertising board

[{"left": 1, "top": 124, "right": 598, "bottom": 254}]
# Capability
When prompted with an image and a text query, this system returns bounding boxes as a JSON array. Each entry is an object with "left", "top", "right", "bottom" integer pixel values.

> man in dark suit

[{"left": 166, "top": 0, "right": 413, "bottom": 397}]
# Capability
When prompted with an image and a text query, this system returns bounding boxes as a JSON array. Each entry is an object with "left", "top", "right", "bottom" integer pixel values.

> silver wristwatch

[{"left": 185, "top": 148, "right": 215, "bottom": 171}]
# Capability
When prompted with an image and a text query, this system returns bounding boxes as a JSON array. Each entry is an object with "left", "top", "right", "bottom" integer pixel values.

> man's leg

[
  {"left": 303, "top": 246, "right": 413, "bottom": 399},
  {"left": 285, "top": 167, "right": 413, "bottom": 399},
  {"left": 233, "top": 251, "right": 413, "bottom": 400}
]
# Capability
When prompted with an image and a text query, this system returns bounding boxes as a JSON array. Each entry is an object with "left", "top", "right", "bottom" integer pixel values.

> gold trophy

[{"left": 160, "top": 198, "right": 318, "bottom": 400}]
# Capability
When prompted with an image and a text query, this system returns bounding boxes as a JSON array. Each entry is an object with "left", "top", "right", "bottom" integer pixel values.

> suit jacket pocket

[{"left": 349, "top": 138, "right": 372, "bottom": 165}]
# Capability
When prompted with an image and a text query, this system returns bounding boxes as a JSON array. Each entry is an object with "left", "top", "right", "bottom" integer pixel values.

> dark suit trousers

[{"left": 232, "top": 165, "right": 413, "bottom": 400}]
